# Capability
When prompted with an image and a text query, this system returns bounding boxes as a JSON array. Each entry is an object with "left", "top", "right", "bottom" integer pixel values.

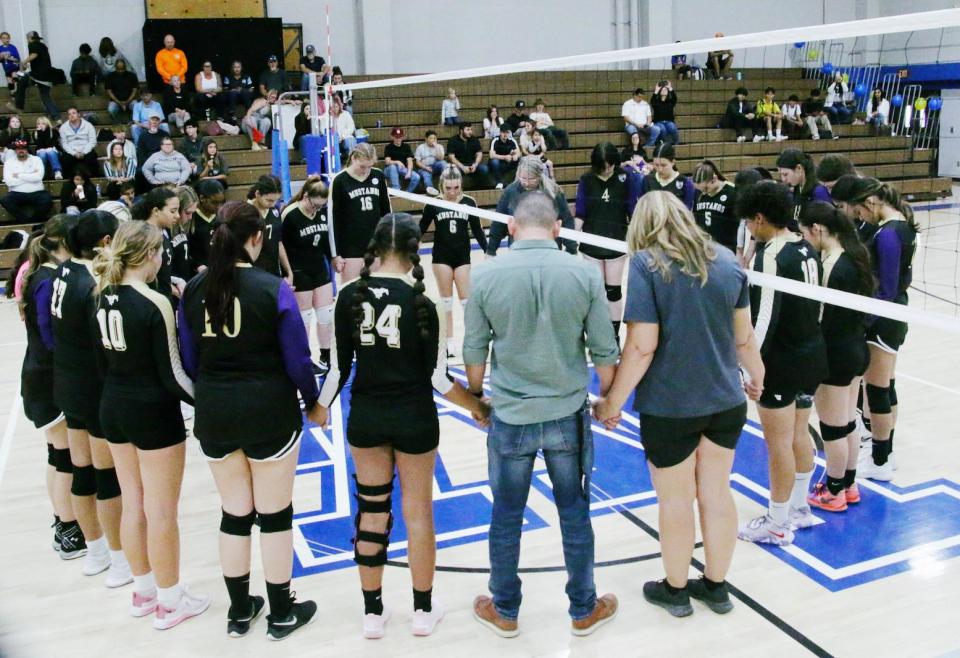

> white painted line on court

[
  {"left": 0, "top": 383, "right": 22, "bottom": 489},
  {"left": 0, "top": 341, "right": 26, "bottom": 348},
  {"left": 897, "top": 372, "right": 960, "bottom": 397}
]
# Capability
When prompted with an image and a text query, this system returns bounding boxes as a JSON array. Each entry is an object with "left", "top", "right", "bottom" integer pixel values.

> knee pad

[
  {"left": 71, "top": 464, "right": 96, "bottom": 497},
  {"left": 94, "top": 467, "right": 121, "bottom": 501},
  {"left": 440, "top": 297, "right": 454, "bottom": 313},
  {"left": 605, "top": 285, "right": 623, "bottom": 303},
  {"left": 796, "top": 394, "right": 814, "bottom": 410},
  {"left": 889, "top": 379, "right": 897, "bottom": 407},
  {"left": 844, "top": 420, "right": 857, "bottom": 436},
  {"left": 54, "top": 448, "right": 72, "bottom": 474},
  {"left": 257, "top": 503, "right": 294, "bottom": 533},
  {"left": 819, "top": 421, "right": 849, "bottom": 442},
  {"left": 315, "top": 304, "right": 334, "bottom": 326},
  {"left": 865, "top": 383, "right": 891, "bottom": 415},
  {"left": 459, "top": 297, "right": 469, "bottom": 309},
  {"left": 300, "top": 308, "right": 315, "bottom": 328},
  {"left": 47, "top": 443, "right": 55, "bottom": 467},
  {"left": 220, "top": 509, "right": 257, "bottom": 536},
  {"left": 352, "top": 475, "right": 394, "bottom": 567}
]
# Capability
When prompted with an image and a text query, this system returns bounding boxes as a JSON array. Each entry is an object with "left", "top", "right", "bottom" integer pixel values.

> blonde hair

[
  {"left": 174, "top": 185, "right": 199, "bottom": 236},
  {"left": 347, "top": 142, "right": 377, "bottom": 165},
  {"left": 93, "top": 221, "right": 163, "bottom": 293},
  {"left": 36, "top": 115, "right": 52, "bottom": 130},
  {"left": 514, "top": 156, "right": 558, "bottom": 199},
  {"left": 626, "top": 191, "right": 716, "bottom": 286}
]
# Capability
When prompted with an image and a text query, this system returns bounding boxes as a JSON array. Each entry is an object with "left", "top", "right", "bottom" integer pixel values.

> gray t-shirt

[{"left": 623, "top": 246, "right": 749, "bottom": 418}]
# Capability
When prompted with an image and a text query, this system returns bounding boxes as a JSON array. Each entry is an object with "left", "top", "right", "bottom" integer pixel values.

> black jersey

[
  {"left": 170, "top": 229, "right": 190, "bottom": 282},
  {"left": 318, "top": 273, "right": 453, "bottom": 432},
  {"left": 188, "top": 210, "right": 216, "bottom": 275},
  {"left": 253, "top": 204, "right": 283, "bottom": 277},
  {"left": 856, "top": 219, "right": 879, "bottom": 244},
  {"left": 789, "top": 183, "right": 832, "bottom": 232},
  {"left": 693, "top": 182, "right": 739, "bottom": 251},
  {"left": 22, "top": 264, "right": 58, "bottom": 373},
  {"left": 642, "top": 172, "right": 695, "bottom": 209},
  {"left": 50, "top": 259, "right": 99, "bottom": 377},
  {"left": 575, "top": 171, "right": 643, "bottom": 258},
  {"left": 869, "top": 217, "right": 916, "bottom": 304},
  {"left": 179, "top": 264, "right": 319, "bottom": 445},
  {"left": 418, "top": 195, "right": 488, "bottom": 257},
  {"left": 821, "top": 248, "right": 868, "bottom": 378},
  {"left": 91, "top": 282, "right": 193, "bottom": 404},
  {"left": 281, "top": 202, "right": 330, "bottom": 274},
  {"left": 331, "top": 168, "right": 391, "bottom": 259},
  {"left": 149, "top": 229, "right": 174, "bottom": 299},
  {"left": 750, "top": 234, "right": 828, "bottom": 390}
]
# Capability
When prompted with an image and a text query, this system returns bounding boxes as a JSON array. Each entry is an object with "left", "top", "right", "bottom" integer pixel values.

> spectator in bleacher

[
  {"left": 33, "top": 116, "right": 63, "bottom": 180},
  {"left": 530, "top": 99, "right": 570, "bottom": 150},
  {"left": 723, "top": 87, "right": 755, "bottom": 143},
  {"left": 414, "top": 129, "right": 444, "bottom": 196},
  {"left": 672, "top": 43, "right": 693, "bottom": 79},
  {"left": 802, "top": 88, "right": 835, "bottom": 140},
  {"left": 503, "top": 100, "right": 530, "bottom": 134},
  {"left": 103, "top": 141, "right": 137, "bottom": 199},
  {"left": 483, "top": 105, "right": 504, "bottom": 140},
  {"left": 0, "top": 139, "right": 52, "bottom": 224},
  {"left": 519, "top": 125, "right": 554, "bottom": 179},
  {"left": 622, "top": 88, "right": 660, "bottom": 148},
  {"left": 70, "top": 43, "right": 101, "bottom": 96},
  {"left": 116, "top": 179, "right": 136, "bottom": 206},
  {"left": 59, "top": 167, "right": 98, "bottom": 214},
  {"left": 441, "top": 87, "right": 460, "bottom": 125},
  {"left": 222, "top": 60, "right": 255, "bottom": 118},
  {"left": 331, "top": 69, "right": 352, "bottom": 112},
  {"left": 243, "top": 90, "right": 276, "bottom": 151},
  {"left": 108, "top": 125, "right": 137, "bottom": 162},
  {"left": 176, "top": 121, "right": 207, "bottom": 176},
  {"left": 782, "top": 94, "right": 804, "bottom": 138},
  {"left": 816, "top": 154, "right": 856, "bottom": 194},
  {"left": 382, "top": 126, "right": 422, "bottom": 193},
  {"left": 193, "top": 61, "right": 224, "bottom": 121},
  {"left": 620, "top": 130, "right": 647, "bottom": 173},
  {"left": 258, "top": 54, "right": 286, "bottom": 97},
  {"left": 97, "top": 37, "right": 126, "bottom": 75},
  {"left": 105, "top": 58, "right": 140, "bottom": 121},
  {"left": 866, "top": 88, "right": 890, "bottom": 135},
  {"left": 753, "top": 86, "right": 786, "bottom": 143},
  {"left": 155, "top": 34, "right": 187, "bottom": 86},
  {"left": 824, "top": 73, "right": 852, "bottom": 125},
  {"left": 1, "top": 116, "right": 30, "bottom": 163},
  {"left": 299, "top": 45, "right": 325, "bottom": 91},
  {"left": 707, "top": 32, "right": 734, "bottom": 80},
  {"left": 58, "top": 107, "right": 98, "bottom": 179},
  {"left": 135, "top": 113, "right": 170, "bottom": 165},
  {"left": 142, "top": 136, "right": 191, "bottom": 187},
  {"left": 131, "top": 90, "right": 168, "bottom": 142},
  {"left": 446, "top": 122, "right": 489, "bottom": 188},
  {"left": 8, "top": 31, "right": 60, "bottom": 119},
  {"left": 651, "top": 81, "right": 680, "bottom": 145},
  {"left": 329, "top": 95, "right": 355, "bottom": 155},
  {"left": 489, "top": 124, "right": 520, "bottom": 190},
  {"left": 163, "top": 75, "right": 192, "bottom": 134},
  {"left": 195, "top": 140, "right": 229, "bottom": 188},
  {"left": 0, "top": 32, "right": 21, "bottom": 90}
]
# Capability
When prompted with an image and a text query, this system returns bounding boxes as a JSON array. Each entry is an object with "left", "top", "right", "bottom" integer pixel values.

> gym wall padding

[
  {"left": 146, "top": 0, "right": 266, "bottom": 19},
  {"left": 141, "top": 18, "right": 284, "bottom": 91}
]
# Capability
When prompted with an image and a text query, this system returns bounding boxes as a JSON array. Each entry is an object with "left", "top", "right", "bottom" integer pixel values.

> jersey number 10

[
  {"left": 359, "top": 302, "right": 402, "bottom": 348},
  {"left": 96, "top": 309, "right": 127, "bottom": 352}
]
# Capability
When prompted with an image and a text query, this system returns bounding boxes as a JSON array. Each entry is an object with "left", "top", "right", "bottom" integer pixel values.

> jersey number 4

[
  {"left": 96, "top": 309, "right": 127, "bottom": 351},
  {"left": 359, "top": 302, "right": 402, "bottom": 348}
]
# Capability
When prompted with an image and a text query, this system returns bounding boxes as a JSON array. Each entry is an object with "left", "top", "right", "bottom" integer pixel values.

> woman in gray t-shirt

[{"left": 593, "top": 191, "right": 764, "bottom": 617}]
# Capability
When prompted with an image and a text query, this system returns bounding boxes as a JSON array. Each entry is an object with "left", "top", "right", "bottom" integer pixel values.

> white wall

[
  {"left": 40, "top": 0, "right": 145, "bottom": 78},
  {"left": 265, "top": 0, "right": 360, "bottom": 74}
]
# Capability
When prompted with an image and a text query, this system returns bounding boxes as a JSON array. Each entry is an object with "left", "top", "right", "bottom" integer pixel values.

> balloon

[
  {"left": 794, "top": 42, "right": 806, "bottom": 48},
  {"left": 929, "top": 96, "right": 943, "bottom": 111},
  {"left": 822, "top": 62, "right": 834, "bottom": 75},
  {"left": 806, "top": 49, "right": 819, "bottom": 60},
  {"left": 854, "top": 83, "right": 867, "bottom": 96},
  {"left": 891, "top": 94, "right": 904, "bottom": 107},
  {"left": 914, "top": 97, "right": 927, "bottom": 111}
]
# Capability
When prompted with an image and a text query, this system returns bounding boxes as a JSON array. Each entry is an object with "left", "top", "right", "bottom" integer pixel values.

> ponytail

[
  {"left": 799, "top": 202, "right": 876, "bottom": 296},
  {"left": 66, "top": 209, "right": 119, "bottom": 259},
  {"left": 850, "top": 179, "right": 919, "bottom": 233},
  {"left": 694, "top": 159, "right": 725, "bottom": 184},
  {"left": 246, "top": 175, "right": 282, "bottom": 201},
  {"left": 92, "top": 221, "right": 162, "bottom": 293},
  {"left": 131, "top": 187, "right": 177, "bottom": 222},
  {"left": 205, "top": 201, "right": 265, "bottom": 329},
  {"left": 292, "top": 175, "right": 328, "bottom": 204}
]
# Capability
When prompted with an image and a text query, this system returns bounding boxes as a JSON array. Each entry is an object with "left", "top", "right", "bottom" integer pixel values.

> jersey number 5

[
  {"left": 359, "top": 302, "right": 402, "bottom": 348},
  {"left": 96, "top": 309, "right": 127, "bottom": 351}
]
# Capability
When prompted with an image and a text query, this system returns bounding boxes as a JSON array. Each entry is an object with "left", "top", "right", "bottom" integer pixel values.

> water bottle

[
  {"left": 736, "top": 71, "right": 742, "bottom": 81},
  {"left": 376, "top": 120, "right": 382, "bottom": 128}
]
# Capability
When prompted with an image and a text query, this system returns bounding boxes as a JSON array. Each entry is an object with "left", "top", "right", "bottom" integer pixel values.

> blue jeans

[
  {"left": 625, "top": 123, "right": 661, "bottom": 147},
  {"left": 655, "top": 120, "right": 680, "bottom": 145},
  {"left": 443, "top": 117, "right": 459, "bottom": 125},
  {"left": 826, "top": 104, "right": 853, "bottom": 125},
  {"left": 489, "top": 158, "right": 517, "bottom": 184},
  {"left": 300, "top": 72, "right": 321, "bottom": 91},
  {"left": 486, "top": 408, "right": 596, "bottom": 621},
  {"left": 36, "top": 148, "right": 62, "bottom": 176},
  {"left": 384, "top": 163, "right": 422, "bottom": 192},
  {"left": 418, "top": 161, "right": 446, "bottom": 190}
]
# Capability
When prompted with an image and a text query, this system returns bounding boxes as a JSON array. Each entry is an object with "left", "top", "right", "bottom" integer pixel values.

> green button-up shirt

[{"left": 463, "top": 239, "right": 620, "bottom": 425}]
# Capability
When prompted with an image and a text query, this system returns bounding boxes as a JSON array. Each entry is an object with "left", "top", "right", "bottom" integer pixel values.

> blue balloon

[
  {"left": 822, "top": 62, "right": 834, "bottom": 75},
  {"left": 891, "top": 94, "right": 904, "bottom": 107},
  {"left": 929, "top": 96, "right": 943, "bottom": 111},
  {"left": 794, "top": 42, "right": 806, "bottom": 48},
  {"left": 854, "top": 83, "right": 867, "bottom": 96}
]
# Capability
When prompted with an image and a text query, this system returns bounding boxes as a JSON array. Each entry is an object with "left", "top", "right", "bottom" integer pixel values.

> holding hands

[{"left": 591, "top": 397, "right": 622, "bottom": 430}]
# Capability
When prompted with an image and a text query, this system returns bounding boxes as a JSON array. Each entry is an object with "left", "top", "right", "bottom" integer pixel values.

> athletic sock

[
  {"left": 790, "top": 469, "right": 815, "bottom": 509},
  {"left": 319, "top": 348, "right": 331, "bottom": 365},
  {"left": 844, "top": 469, "right": 857, "bottom": 488},
  {"left": 413, "top": 587, "right": 432, "bottom": 613},
  {"left": 889, "top": 428, "right": 895, "bottom": 453},
  {"left": 133, "top": 572, "right": 156, "bottom": 593},
  {"left": 266, "top": 580, "right": 292, "bottom": 619},
  {"left": 224, "top": 573, "right": 251, "bottom": 619},
  {"left": 664, "top": 580, "right": 686, "bottom": 595},
  {"left": 110, "top": 549, "right": 128, "bottom": 567},
  {"left": 362, "top": 587, "right": 384, "bottom": 616},
  {"left": 769, "top": 500, "right": 789, "bottom": 526},
  {"left": 158, "top": 583, "right": 183, "bottom": 609},
  {"left": 87, "top": 536, "right": 108, "bottom": 556},
  {"left": 446, "top": 337, "right": 455, "bottom": 352},
  {"left": 826, "top": 475, "right": 845, "bottom": 496},
  {"left": 872, "top": 438, "right": 892, "bottom": 466},
  {"left": 703, "top": 577, "right": 725, "bottom": 591}
]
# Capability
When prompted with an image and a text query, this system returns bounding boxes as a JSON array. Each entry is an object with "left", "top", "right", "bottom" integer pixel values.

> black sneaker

[
  {"left": 227, "top": 595, "right": 266, "bottom": 638},
  {"left": 58, "top": 522, "right": 87, "bottom": 560},
  {"left": 266, "top": 597, "right": 317, "bottom": 641},
  {"left": 642, "top": 580, "right": 692, "bottom": 617},
  {"left": 52, "top": 520, "right": 62, "bottom": 552},
  {"left": 687, "top": 577, "right": 734, "bottom": 614},
  {"left": 312, "top": 360, "right": 329, "bottom": 375}
]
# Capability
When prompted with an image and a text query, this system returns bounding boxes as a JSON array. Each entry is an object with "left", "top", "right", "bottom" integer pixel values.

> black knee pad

[
  {"left": 845, "top": 420, "right": 857, "bottom": 436},
  {"left": 819, "top": 421, "right": 849, "bottom": 442},
  {"left": 47, "top": 443, "right": 55, "bottom": 467},
  {"left": 889, "top": 379, "right": 897, "bottom": 407},
  {"left": 220, "top": 509, "right": 257, "bottom": 536},
  {"left": 257, "top": 503, "right": 293, "bottom": 533},
  {"left": 54, "top": 448, "right": 72, "bottom": 474},
  {"left": 352, "top": 475, "right": 394, "bottom": 568},
  {"left": 94, "top": 467, "right": 121, "bottom": 500},
  {"left": 865, "top": 383, "right": 891, "bottom": 415},
  {"left": 796, "top": 394, "right": 814, "bottom": 410},
  {"left": 71, "top": 464, "right": 96, "bottom": 496},
  {"left": 605, "top": 284, "right": 623, "bottom": 303}
]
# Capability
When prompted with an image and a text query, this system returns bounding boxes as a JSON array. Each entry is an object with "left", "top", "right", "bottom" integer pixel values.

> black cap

[
  {"left": 515, "top": 100, "right": 525, "bottom": 109},
  {"left": 267, "top": 54, "right": 278, "bottom": 62},
  {"left": 26, "top": 31, "right": 42, "bottom": 40},
  {"left": 305, "top": 45, "right": 315, "bottom": 53}
]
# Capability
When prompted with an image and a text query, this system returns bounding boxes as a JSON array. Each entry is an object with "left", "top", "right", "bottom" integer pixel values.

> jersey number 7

[{"left": 359, "top": 302, "right": 402, "bottom": 348}]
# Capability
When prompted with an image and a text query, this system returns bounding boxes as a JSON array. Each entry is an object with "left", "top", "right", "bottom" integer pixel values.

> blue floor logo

[{"left": 292, "top": 368, "right": 960, "bottom": 591}]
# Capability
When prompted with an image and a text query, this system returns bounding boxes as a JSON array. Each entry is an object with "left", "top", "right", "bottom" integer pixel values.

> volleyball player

[
  {"left": 574, "top": 142, "right": 643, "bottom": 337},
  {"left": 281, "top": 175, "right": 334, "bottom": 372},
  {"left": 172, "top": 185, "right": 198, "bottom": 293},
  {"left": 330, "top": 143, "right": 392, "bottom": 282},
  {"left": 187, "top": 179, "right": 225, "bottom": 275},
  {"left": 132, "top": 188, "right": 180, "bottom": 300},
  {"left": 91, "top": 221, "right": 208, "bottom": 628},
  {"left": 848, "top": 178, "right": 918, "bottom": 481},
  {"left": 417, "top": 166, "right": 488, "bottom": 357},
  {"left": 798, "top": 202, "right": 874, "bottom": 510},
  {"left": 20, "top": 215, "right": 87, "bottom": 558},
  {"left": 50, "top": 210, "right": 131, "bottom": 580},
  {"left": 641, "top": 143, "right": 695, "bottom": 209},
  {"left": 736, "top": 181, "right": 827, "bottom": 546},
  {"left": 316, "top": 214, "right": 491, "bottom": 639},
  {"left": 247, "top": 176, "right": 293, "bottom": 285},
  {"left": 775, "top": 148, "right": 832, "bottom": 230},
  {"left": 693, "top": 160, "right": 739, "bottom": 253},
  {"left": 179, "top": 201, "right": 322, "bottom": 640}
]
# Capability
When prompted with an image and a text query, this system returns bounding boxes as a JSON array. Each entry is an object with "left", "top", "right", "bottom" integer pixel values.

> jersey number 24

[{"left": 360, "top": 302, "right": 401, "bottom": 348}]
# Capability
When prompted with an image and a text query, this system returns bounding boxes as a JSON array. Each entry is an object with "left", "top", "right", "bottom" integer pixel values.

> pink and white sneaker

[
  {"left": 152, "top": 586, "right": 210, "bottom": 630},
  {"left": 131, "top": 590, "right": 158, "bottom": 618}
]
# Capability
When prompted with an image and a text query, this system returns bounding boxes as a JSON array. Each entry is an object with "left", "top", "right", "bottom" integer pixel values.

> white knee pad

[
  {"left": 315, "top": 304, "right": 335, "bottom": 325},
  {"left": 300, "top": 308, "right": 316, "bottom": 328},
  {"left": 459, "top": 297, "right": 469, "bottom": 309},
  {"left": 440, "top": 297, "right": 454, "bottom": 312}
]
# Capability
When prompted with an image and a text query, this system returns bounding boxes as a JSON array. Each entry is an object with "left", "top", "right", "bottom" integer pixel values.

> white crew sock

[
  {"left": 768, "top": 500, "right": 789, "bottom": 526},
  {"left": 158, "top": 583, "right": 183, "bottom": 609},
  {"left": 87, "top": 536, "right": 108, "bottom": 555},
  {"left": 134, "top": 572, "right": 156, "bottom": 593},
  {"left": 110, "top": 549, "right": 128, "bottom": 567},
  {"left": 791, "top": 469, "right": 815, "bottom": 510}
]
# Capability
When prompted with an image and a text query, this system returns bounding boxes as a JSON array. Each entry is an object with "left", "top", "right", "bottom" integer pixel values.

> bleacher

[{"left": 0, "top": 66, "right": 950, "bottom": 273}]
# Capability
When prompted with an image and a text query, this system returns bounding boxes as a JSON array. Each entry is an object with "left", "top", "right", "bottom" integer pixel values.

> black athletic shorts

[
  {"left": 55, "top": 373, "right": 104, "bottom": 437},
  {"left": 639, "top": 402, "right": 747, "bottom": 468},
  {"left": 823, "top": 340, "right": 869, "bottom": 387},
  {"left": 292, "top": 265, "right": 330, "bottom": 291},
  {"left": 866, "top": 317, "right": 908, "bottom": 354},
  {"left": 22, "top": 368, "right": 63, "bottom": 431},
  {"left": 579, "top": 242, "right": 624, "bottom": 261},
  {"left": 347, "top": 396, "right": 440, "bottom": 455},
  {"left": 199, "top": 429, "right": 302, "bottom": 462},
  {"left": 100, "top": 393, "right": 186, "bottom": 451},
  {"left": 431, "top": 246, "right": 471, "bottom": 270}
]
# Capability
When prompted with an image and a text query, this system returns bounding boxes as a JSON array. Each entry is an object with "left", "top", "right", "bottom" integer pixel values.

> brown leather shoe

[
  {"left": 473, "top": 595, "right": 519, "bottom": 638},
  {"left": 571, "top": 593, "right": 618, "bottom": 636}
]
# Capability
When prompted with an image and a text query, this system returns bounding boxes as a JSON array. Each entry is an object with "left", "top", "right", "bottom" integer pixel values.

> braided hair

[{"left": 798, "top": 201, "right": 876, "bottom": 296}]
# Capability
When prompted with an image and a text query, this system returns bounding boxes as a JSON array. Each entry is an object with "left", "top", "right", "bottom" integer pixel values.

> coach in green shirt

[{"left": 463, "top": 191, "right": 620, "bottom": 638}]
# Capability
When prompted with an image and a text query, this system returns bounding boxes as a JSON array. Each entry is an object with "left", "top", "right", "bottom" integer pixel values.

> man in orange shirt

[{"left": 155, "top": 34, "right": 187, "bottom": 85}]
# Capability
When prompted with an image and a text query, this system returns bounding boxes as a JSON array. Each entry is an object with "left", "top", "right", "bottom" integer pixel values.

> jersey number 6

[{"left": 359, "top": 302, "right": 402, "bottom": 348}]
